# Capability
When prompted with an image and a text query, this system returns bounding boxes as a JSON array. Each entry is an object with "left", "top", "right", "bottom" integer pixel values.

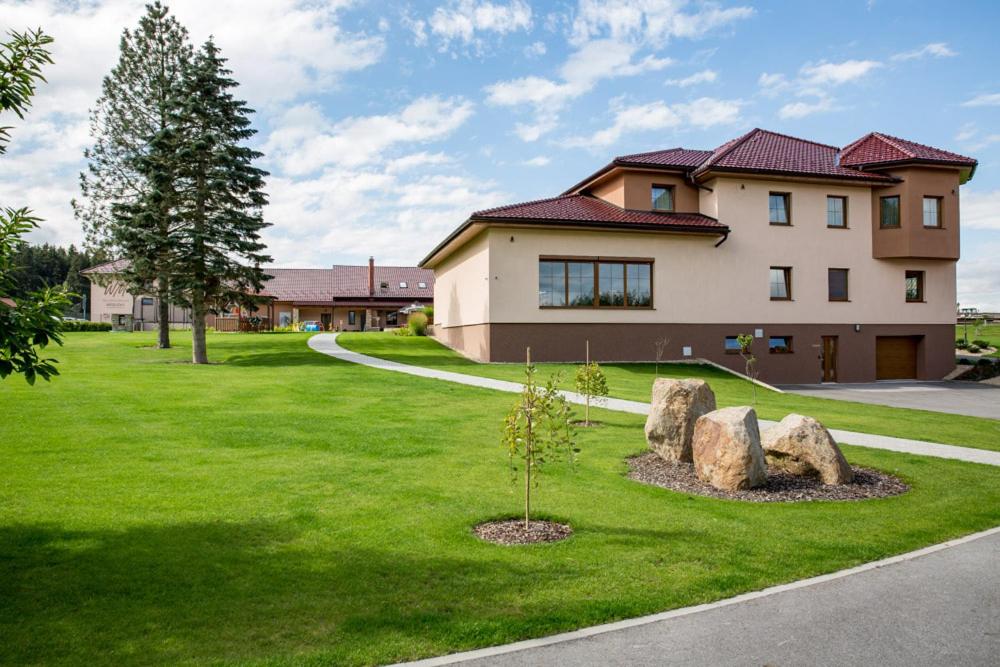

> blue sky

[{"left": 2, "top": 0, "right": 999, "bottom": 308}]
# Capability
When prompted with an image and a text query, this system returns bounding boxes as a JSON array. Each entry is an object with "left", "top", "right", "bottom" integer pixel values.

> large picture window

[{"left": 539, "top": 258, "right": 652, "bottom": 308}]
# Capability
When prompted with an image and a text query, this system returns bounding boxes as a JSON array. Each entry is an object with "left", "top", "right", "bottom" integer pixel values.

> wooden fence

[{"left": 213, "top": 316, "right": 271, "bottom": 333}]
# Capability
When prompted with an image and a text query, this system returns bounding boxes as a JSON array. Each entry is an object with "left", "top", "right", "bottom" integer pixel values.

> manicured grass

[
  {"left": 339, "top": 332, "right": 1000, "bottom": 452},
  {"left": 957, "top": 323, "right": 1000, "bottom": 356},
  {"left": 2, "top": 332, "right": 1000, "bottom": 666}
]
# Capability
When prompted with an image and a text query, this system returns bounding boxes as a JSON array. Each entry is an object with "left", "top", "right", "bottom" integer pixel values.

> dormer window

[
  {"left": 651, "top": 185, "right": 674, "bottom": 211},
  {"left": 417, "top": 281, "right": 427, "bottom": 289},
  {"left": 399, "top": 281, "right": 408, "bottom": 288},
  {"left": 380, "top": 281, "right": 389, "bottom": 289}
]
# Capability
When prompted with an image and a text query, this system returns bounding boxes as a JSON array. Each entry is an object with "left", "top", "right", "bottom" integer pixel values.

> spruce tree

[
  {"left": 74, "top": 2, "right": 191, "bottom": 349},
  {"left": 168, "top": 40, "right": 271, "bottom": 364}
]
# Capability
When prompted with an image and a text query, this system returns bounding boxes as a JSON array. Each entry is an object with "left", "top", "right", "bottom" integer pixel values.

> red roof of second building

[
  {"left": 839, "top": 132, "right": 977, "bottom": 167},
  {"left": 331, "top": 265, "right": 434, "bottom": 299},
  {"left": 472, "top": 194, "right": 726, "bottom": 229}
]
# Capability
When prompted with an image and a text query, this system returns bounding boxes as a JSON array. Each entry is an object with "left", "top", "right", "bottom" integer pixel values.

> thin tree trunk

[
  {"left": 191, "top": 289, "right": 208, "bottom": 364},
  {"left": 156, "top": 278, "right": 171, "bottom": 349},
  {"left": 525, "top": 413, "right": 531, "bottom": 530}
]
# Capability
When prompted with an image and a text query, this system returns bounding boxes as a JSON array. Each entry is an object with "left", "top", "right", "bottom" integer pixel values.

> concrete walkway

[
  {"left": 395, "top": 527, "right": 1000, "bottom": 667},
  {"left": 308, "top": 334, "right": 1000, "bottom": 467},
  {"left": 779, "top": 380, "right": 1000, "bottom": 420}
]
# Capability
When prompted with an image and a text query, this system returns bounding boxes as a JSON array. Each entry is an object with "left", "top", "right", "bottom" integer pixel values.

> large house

[
  {"left": 83, "top": 257, "right": 434, "bottom": 331},
  {"left": 420, "top": 129, "right": 976, "bottom": 384}
]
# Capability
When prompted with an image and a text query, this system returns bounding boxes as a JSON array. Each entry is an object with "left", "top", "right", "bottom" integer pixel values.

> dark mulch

[
  {"left": 627, "top": 452, "right": 909, "bottom": 503},
  {"left": 474, "top": 519, "right": 573, "bottom": 545},
  {"left": 570, "top": 419, "right": 604, "bottom": 428}
]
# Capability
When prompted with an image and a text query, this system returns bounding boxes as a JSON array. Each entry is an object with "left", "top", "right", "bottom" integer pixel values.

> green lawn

[
  {"left": 957, "top": 323, "right": 1000, "bottom": 356},
  {"left": 338, "top": 332, "right": 1000, "bottom": 453},
  {"left": 2, "top": 332, "right": 1000, "bottom": 666}
]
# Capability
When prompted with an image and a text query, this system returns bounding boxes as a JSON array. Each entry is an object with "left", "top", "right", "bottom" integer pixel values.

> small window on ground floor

[
  {"left": 724, "top": 336, "right": 742, "bottom": 353},
  {"left": 140, "top": 297, "right": 155, "bottom": 306},
  {"left": 768, "top": 336, "right": 793, "bottom": 353},
  {"left": 348, "top": 310, "right": 356, "bottom": 325}
]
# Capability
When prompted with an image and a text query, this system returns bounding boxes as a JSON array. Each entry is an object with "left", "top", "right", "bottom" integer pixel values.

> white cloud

[
  {"left": 485, "top": 39, "right": 671, "bottom": 141},
  {"left": 666, "top": 69, "right": 717, "bottom": 87},
  {"left": 569, "top": 0, "right": 754, "bottom": 45},
  {"left": 779, "top": 97, "right": 834, "bottom": 119},
  {"left": 962, "top": 190, "right": 1000, "bottom": 230},
  {"left": 760, "top": 59, "right": 881, "bottom": 120},
  {"left": 958, "top": 255, "right": 1000, "bottom": 312},
  {"left": 566, "top": 97, "right": 743, "bottom": 148},
  {"left": 523, "top": 156, "right": 550, "bottom": 166},
  {"left": 955, "top": 123, "right": 978, "bottom": 142},
  {"left": 524, "top": 40, "right": 547, "bottom": 57},
  {"left": 799, "top": 59, "right": 882, "bottom": 86},
  {"left": 415, "top": 0, "right": 532, "bottom": 52},
  {"left": 264, "top": 96, "right": 475, "bottom": 176},
  {"left": 962, "top": 93, "right": 1000, "bottom": 107},
  {"left": 891, "top": 42, "right": 956, "bottom": 62}
]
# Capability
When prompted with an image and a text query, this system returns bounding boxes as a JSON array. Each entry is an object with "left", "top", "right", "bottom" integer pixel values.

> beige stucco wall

[
  {"left": 433, "top": 229, "right": 491, "bottom": 328},
  {"left": 89, "top": 280, "right": 133, "bottom": 323},
  {"left": 474, "top": 176, "right": 955, "bottom": 326}
]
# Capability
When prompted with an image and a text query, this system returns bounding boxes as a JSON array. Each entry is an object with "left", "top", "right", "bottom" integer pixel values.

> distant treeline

[{"left": 8, "top": 243, "right": 106, "bottom": 317}]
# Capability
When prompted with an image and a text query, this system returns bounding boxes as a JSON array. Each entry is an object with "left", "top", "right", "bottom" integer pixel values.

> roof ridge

[
  {"left": 472, "top": 193, "right": 578, "bottom": 217},
  {"left": 754, "top": 128, "right": 840, "bottom": 151},
  {"left": 696, "top": 127, "right": 760, "bottom": 171},
  {"left": 838, "top": 132, "right": 875, "bottom": 160},
  {"left": 869, "top": 132, "right": 917, "bottom": 158}
]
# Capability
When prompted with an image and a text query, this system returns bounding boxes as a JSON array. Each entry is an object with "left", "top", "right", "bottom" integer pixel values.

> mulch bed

[
  {"left": 474, "top": 519, "right": 573, "bottom": 545},
  {"left": 627, "top": 452, "right": 909, "bottom": 503},
  {"left": 570, "top": 419, "right": 604, "bottom": 428}
]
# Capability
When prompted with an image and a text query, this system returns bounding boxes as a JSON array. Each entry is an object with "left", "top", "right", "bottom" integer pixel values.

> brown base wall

[{"left": 436, "top": 322, "right": 956, "bottom": 384}]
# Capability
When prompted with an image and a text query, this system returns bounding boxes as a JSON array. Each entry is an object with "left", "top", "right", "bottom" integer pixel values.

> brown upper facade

[{"left": 421, "top": 128, "right": 976, "bottom": 268}]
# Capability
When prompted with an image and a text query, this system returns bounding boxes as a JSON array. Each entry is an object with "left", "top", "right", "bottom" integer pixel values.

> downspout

[{"left": 714, "top": 231, "right": 730, "bottom": 248}]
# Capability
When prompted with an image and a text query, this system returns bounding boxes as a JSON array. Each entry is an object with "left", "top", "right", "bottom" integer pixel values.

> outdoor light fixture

[{"left": 854, "top": 324, "right": 861, "bottom": 332}]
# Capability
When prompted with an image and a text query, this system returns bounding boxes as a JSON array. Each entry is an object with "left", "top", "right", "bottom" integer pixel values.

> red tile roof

[
  {"left": 472, "top": 194, "right": 726, "bottom": 230},
  {"left": 616, "top": 147, "right": 714, "bottom": 168},
  {"left": 331, "top": 265, "right": 434, "bottom": 299},
  {"left": 259, "top": 268, "right": 335, "bottom": 301},
  {"left": 693, "top": 128, "right": 896, "bottom": 182},
  {"left": 839, "top": 132, "right": 977, "bottom": 167},
  {"left": 80, "top": 259, "right": 130, "bottom": 274}
]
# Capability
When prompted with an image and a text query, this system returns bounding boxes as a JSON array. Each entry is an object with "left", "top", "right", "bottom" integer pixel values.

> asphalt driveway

[{"left": 777, "top": 381, "right": 1000, "bottom": 420}]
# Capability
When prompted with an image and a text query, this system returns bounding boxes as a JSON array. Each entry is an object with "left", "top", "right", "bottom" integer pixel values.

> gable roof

[
  {"left": 258, "top": 268, "right": 335, "bottom": 301},
  {"left": 839, "top": 131, "right": 977, "bottom": 170},
  {"left": 615, "top": 147, "right": 714, "bottom": 168},
  {"left": 692, "top": 128, "right": 896, "bottom": 182},
  {"left": 80, "top": 259, "right": 130, "bottom": 275}
]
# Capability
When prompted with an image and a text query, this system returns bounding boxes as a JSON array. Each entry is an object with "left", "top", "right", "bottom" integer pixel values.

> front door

[
  {"left": 821, "top": 336, "right": 838, "bottom": 382},
  {"left": 321, "top": 313, "right": 332, "bottom": 331},
  {"left": 360, "top": 310, "right": 367, "bottom": 331}
]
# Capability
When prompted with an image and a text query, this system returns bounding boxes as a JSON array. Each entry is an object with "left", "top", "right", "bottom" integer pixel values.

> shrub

[
  {"left": 972, "top": 339, "right": 990, "bottom": 349},
  {"left": 574, "top": 360, "right": 608, "bottom": 426},
  {"left": 978, "top": 357, "right": 996, "bottom": 367},
  {"left": 957, "top": 358, "right": 973, "bottom": 365},
  {"left": 968, "top": 345, "right": 981, "bottom": 353},
  {"left": 956, "top": 340, "right": 968, "bottom": 349},
  {"left": 393, "top": 326, "right": 412, "bottom": 337},
  {"left": 61, "top": 321, "right": 112, "bottom": 332},
  {"left": 408, "top": 311, "right": 428, "bottom": 336},
  {"left": 422, "top": 305, "right": 434, "bottom": 322}
]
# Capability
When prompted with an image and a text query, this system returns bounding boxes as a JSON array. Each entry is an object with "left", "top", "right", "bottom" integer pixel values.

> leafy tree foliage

[
  {"left": 737, "top": 333, "right": 759, "bottom": 406},
  {"left": 502, "top": 354, "right": 578, "bottom": 529},
  {"left": 0, "top": 28, "right": 70, "bottom": 384},
  {"left": 75, "top": 2, "right": 192, "bottom": 349},
  {"left": 160, "top": 40, "right": 271, "bottom": 364}
]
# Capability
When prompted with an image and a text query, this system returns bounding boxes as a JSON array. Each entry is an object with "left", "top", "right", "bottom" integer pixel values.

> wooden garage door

[{"left": 876, "top": 336, "right": 919, "bottom": 380}]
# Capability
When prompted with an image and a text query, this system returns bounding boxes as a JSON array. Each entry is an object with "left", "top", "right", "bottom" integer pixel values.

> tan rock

[
  {"left": 692, "top": 406, "right": 767, "bottom": 491},
  {"left": 645, "top": 379, "right": 717, "bottom": 462},
  {"left": 762, "top": 414, "right": 853, "bottom": 485}
]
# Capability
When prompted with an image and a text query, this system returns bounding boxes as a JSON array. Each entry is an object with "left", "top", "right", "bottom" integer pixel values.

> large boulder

[
  {"left": 762, "top": 414, "right": 853, "bottom": 485},
  {"left": 692, "top": 406, "right": 767, "bottom": 491},
  {"left": 645, "top": 379, "right": 717, "bottom": 462}
]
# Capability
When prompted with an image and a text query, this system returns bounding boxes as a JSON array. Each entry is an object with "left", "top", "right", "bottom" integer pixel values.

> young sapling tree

[
  {"left": 737, "top": 333, "right": 758, "bottom": 406},
  {"left": 502, "top": 348, "right": 578, "bottom": 529},
  {"left": 574, "top": 340, "right": 608, "bottom": 426},
  {"left": 653, "top": 336, "right": 670, "bottom": 377}
]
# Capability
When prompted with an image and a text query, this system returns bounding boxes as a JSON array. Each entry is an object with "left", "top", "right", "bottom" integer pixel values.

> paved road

[
  {"left": 309, "top": 334, "right": 1000, "bottom": 467},
  {"left": 779, "top": 381, "right": 1000, "bottom": 420},
  {"left": 400, "top": 529, "right": 1000, "bottom": 667}
]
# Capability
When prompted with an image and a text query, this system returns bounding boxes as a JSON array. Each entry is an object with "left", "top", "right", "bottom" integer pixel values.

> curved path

[
  {"left": 395, "top": 527, "right": 1000, "bottom": 666},
  {"left": 309, "top": 334, "right": 1000, "bottom": 467}
]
